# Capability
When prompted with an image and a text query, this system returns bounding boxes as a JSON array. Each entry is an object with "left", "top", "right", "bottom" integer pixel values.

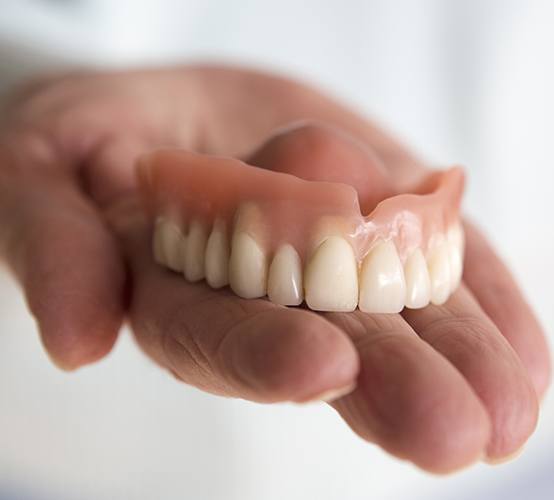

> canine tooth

[
  {"left": 229, "top": 232, "right": 268, "bottom": 298},
  {"left": 427, "top": 241, "right": 451, "bottom": 305},
  {"left": 267, "top": 244, "right": 303, "bottom": 306},
  {"left": 183, "top": 219, "right": 208, "bottom": 282},
  {"left": 205, "top": 218, "right": 229, "bottom": 289},
  {"left": 161, "top": 219, "right": 186, "bottom": 272},
  {"left": 152, "top": 217, "right": 166, "bottom": 265},
  {"left": 359, "top": 240, "right": 406, "bottom": 313},
  {"left": 404, "top": 248, "right": 431, "bottom": 309},
  {"left": 305, "top": 236, "right": 358, "bottom": 312}
]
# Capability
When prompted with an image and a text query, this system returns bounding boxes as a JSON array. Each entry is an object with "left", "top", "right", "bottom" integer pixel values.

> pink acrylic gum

[{"left": 138, "top": 149, "right": 464, "bottom": 265}]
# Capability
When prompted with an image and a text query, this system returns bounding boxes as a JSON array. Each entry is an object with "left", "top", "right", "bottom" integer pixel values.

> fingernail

[
  {"left": 45, "top": 351, "right": 79, "bottom": 372},
  {"left": 483, "top": 446, "right": 525, "bottom": 465},
  {"left": 302, "top": 382, "right": 357, "bottom": 404}
]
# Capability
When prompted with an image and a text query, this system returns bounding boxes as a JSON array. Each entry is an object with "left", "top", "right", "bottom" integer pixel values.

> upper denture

[{"left": 138, "top": 148, "right": 465, "bottom": 313}]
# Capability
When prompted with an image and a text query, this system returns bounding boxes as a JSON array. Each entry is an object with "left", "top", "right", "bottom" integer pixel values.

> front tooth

[
  {"left": 359, "top": 240, "right": 406, "bottom": 313},
  {"left": 304, "top": 236, "right": 358, "bottom": 312},
  {"left": 152, "top": 217, "right": 166, "bottom": 265},
  {"left": 267, "top": 244, "right": 303, "bottom": 306},
  {"left": 161, "top": 219, "right": 186, "bottom": 272},
  {"left": 427, "top": 241, "right": 451, "bottom": 305},
  {"left": 183, "top": 219, "right": 208, "bottom": 282},
  {"left": 205, "top": 218, "right": 229, "bottom": 289},
  {"left": 404, "top": 248, "right": 431, "bottom": 309},
  {"left": 229, "top": 233, "right": 268, "bottom": 298}
]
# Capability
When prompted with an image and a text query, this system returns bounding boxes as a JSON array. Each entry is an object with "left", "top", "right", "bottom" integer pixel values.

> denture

[{"left": 139, "top": 148, "right": 465, "bottom": 313}]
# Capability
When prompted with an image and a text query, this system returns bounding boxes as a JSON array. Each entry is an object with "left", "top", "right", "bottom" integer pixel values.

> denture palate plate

[{"left": 139, "top": 150, "right": 465, "bottom": 313}]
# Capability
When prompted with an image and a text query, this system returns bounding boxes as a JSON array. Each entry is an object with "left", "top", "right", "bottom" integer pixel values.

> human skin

[{"left": 0, "top": 66, "right": 550, "bottom": 473}]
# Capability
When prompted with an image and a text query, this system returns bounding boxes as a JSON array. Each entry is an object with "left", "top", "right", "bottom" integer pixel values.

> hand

[{"left": 0, "top": 67, "right": 549, "bottom": 473}]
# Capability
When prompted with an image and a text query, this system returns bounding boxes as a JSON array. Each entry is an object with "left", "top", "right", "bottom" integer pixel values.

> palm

[{"left": 0, "top": 67, "right": 549, "bottom": 473}]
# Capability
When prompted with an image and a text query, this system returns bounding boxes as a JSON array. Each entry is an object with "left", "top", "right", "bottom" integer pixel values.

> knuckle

[{"left": 281, "top": 121, "right": 344, "bottom": 156}]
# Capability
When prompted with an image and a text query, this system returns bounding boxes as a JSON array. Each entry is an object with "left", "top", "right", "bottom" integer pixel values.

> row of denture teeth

[{"left": 153, "top": 215, "right": 464, "bottom": 313}]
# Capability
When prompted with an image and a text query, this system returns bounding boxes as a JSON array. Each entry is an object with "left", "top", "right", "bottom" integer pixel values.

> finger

[
  {"left": 249, "top": 123, "right": 539, "bottom": 462},
  {"left": 0, "top": 144, "right": 124, "bottom": 369},
  {"left": 106, "top": 199, "right": 359, "bottom": 403},
  {"left": 194, "top": 67, "right": 427, "bottom": 185},
  {"left": 247, "top": 123, "right": 490, "bottom": 471},
  {"left": 325, "top": 311, "right": 490, "bottom": 474},
  {"left": 82, "top": 136, "right": 148, "bottom": 207},
  {"left": 402, "top": 286, "right": 539, "bottom": 461},
  {"left": 249, "top": 121, "right": 395, "bottom": 212},
  {"left": 252, "top": 113, "right": 550, "bottom": 401},
  {"left": 463, "top": 221, "right": 551, "bottom": 399}
]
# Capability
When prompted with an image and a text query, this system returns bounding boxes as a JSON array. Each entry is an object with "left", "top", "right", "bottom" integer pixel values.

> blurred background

[{"left": 0, "top": 0, "right": 552, "bottom": 499}]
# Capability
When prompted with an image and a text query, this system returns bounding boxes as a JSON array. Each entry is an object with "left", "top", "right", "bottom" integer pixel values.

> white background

[{"left": 0, "top": 1, "right": 553, "bottom": 499}]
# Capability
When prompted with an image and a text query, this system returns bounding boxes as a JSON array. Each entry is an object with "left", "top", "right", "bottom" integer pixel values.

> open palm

[{"left": 0, "top": 67, "right": 549, "bottom": 473}]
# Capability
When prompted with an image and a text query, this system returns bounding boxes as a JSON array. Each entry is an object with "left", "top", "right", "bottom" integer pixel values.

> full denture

[{"left": 138, "top": 149, "right": 465, "bottom": 313}]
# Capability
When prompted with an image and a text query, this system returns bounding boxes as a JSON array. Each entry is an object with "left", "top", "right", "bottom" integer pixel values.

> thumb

[{"left": 0, "top": 136, "right": 125, "bottom": 369}]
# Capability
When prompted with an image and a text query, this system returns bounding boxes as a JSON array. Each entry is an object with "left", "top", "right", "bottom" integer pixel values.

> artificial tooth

[
  {"left": 448, "top": 242, "right": 463, "bottom": 292},
  {"left": 233, "top": 202, "right": 265, "bottom": 234},
  {"left": 427, "top": 241, "right": 451, "bottom": 305},
  {"left": 161, "top": 219, "right": 186, "bottom": 272},
  {"left": 403, "top": 248, "right": 431, "bottom": 309},
  {"left": 205, "top": 218, "right": 229, "bottom": 289},
  {"left": 183, "top": 219, "right": 208, "bottom": 282},
  {"left": 358, "top": 240, "right": 406, "bottom": 313},
  {"left": 304, "top": 236, "right": 358, "bottom": 312},
  {"left": 229, "top": 232, "right": 268, "bottom": 298},
  {"left": 267, "top": 244, "right": 303, "bottom": 306},
  {"left": 447, "top": 225, "right": 464, "bottom": 291},
  {"left": 152, "top": 217, "right": 166, "bottom": 265},
  {"left": 448, "top": 223, "right": 465, "bottom": 255}
]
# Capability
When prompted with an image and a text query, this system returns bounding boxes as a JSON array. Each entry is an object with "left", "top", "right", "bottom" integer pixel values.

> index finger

[{"left": 107, "top": 198, "right": 359, "bottom": 403}]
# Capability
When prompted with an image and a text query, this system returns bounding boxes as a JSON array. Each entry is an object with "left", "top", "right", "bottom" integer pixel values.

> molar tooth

[
  {"left": 183, "top": 219, "right": 208, "bottom": 282},
  {"left": 205, "top": 218, "right": 229, "bottom": 289},
  {"left": 267, "top": 244, "right": 303, "bottom": 306},
  {"left": 447, "top": 224, "right": 464, "bottom": 291},
  {"left": 427, "top": 241, "right": 451, "bottom": 305},
  {"left": 448, "top": 242, "right": 463, "bottom": 292},
  {"left": 358, "top": 240, "right": 406, "bottom": 313},
  {"left": 161, "top": 219, "right": 186, "bottom": 272},
  {"left": 448, "top": 223, "right": 465, "bottom": 255},
  {"left": 152, "top": 217, "right": 166, "bottom": 265},
  {"left": 304, "top": 236, "right": 358, "bottom": 312},
  {"left": 229, "top": 233, "right": 268, "bottom": 298},
  {"left": 404, "top": 248, "right": 431, "bottom": 309}
]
